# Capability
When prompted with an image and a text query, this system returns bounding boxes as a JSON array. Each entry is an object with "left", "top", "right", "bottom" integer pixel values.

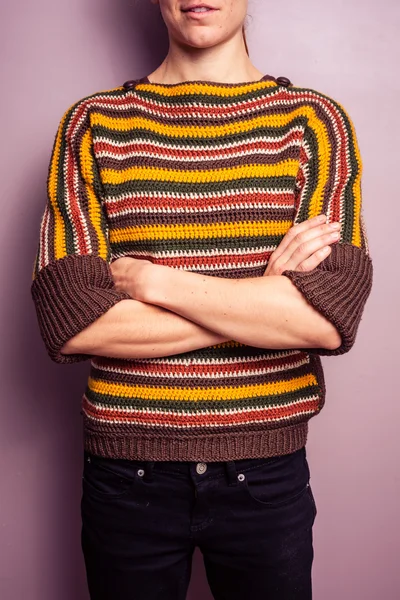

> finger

[
  {"left": 284, "top": 221, "right": 340, "bottom": 259},
  {"left": 295, "top": 245, "right": 332, "bottom": 272},
  {"left": 270, "top": 221, "right": 340, "bottom": 272},
  {"left": 270, "top": 214, "right": 327, "bottom": 262},
  {"left": 281, "top": 230, "right": 340, "bottom": 272},
  {"left": 274, "top": 231, "right": 340, "bottom": 272}
]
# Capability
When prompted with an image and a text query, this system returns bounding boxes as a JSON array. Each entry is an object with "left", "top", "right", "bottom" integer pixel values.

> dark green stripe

[
  {"left": 334, "top": 104, "right": 358, "bottom": 244},
  {"left": 297, "top": 126, "right": 319, "bottom": 223},
  {"left": 90, "top": 130, "right": 111, "bottom": 260},
  {"left": 56, "top": 105, "right": 77, "bottom": 255},
  {"left": 110, "top": 233, "right": 287, "bottom": 254},
  {"left": 134, "top": 84, "right": 279, "bottom": 107},
  {"left": 86, "top": 384, "right": 319, "bottom": 412},
  {"left": 103, "top": 176, "right": 296, "bottom": 198},
  {"left": 92, "top": 119, "right": 306, "bottom": 146}
]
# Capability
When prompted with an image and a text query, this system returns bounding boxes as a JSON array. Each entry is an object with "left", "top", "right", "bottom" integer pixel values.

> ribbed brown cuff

[
  {"left": 282, "top": 243, "right": 373, "bottom": 355},
  {"left": 31, "top": 254, "right": 132, "bottom": 364}
]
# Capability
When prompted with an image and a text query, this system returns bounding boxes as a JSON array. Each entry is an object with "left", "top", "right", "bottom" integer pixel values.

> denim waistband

[{"left": 94, "top": 446, "right": 306, "bottom": 484}]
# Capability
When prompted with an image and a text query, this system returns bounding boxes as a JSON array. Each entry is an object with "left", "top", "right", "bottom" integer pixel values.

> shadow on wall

[
  {"left": 94, "top": 0, "right": 169, "bottom": 79},
  {"left": 7, "top": 1, "right": 211, "bottom": 599}
]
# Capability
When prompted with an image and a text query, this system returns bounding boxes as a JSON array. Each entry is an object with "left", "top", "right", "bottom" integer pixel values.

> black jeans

[{"left": 81, "top": 446, "right": 317, "bottom": 599}]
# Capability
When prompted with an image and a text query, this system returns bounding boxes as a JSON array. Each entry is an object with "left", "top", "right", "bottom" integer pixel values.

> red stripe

[
  {"left": 83, "top": 396, "right": 319, "bottom": 426},
  {"left": 106, "top": 191, "right": 295, "bottom": 213},
  {"left": 133, "top": 92, "right": 279, "bottom": 118},
  {"left": 65, "top": 104, "right": 90, "bottom": 254},
  {"left": 140, "top": 252, "right": 273, "bottom": 269},
  {"left": 94, "top": 131, "right": 303, "bottom": 159},
  {"left": 297, "top": 91, "right": 349, "bottom": 222},
  {"left": 84, "top": 88, "right": 350, "bottom": 246},
  {"left": 92, "top": 352, "right": 308, "bottom": 377}
]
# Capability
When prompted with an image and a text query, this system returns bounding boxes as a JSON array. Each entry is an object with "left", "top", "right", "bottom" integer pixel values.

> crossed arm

[{"left": 61, "top": 215, "right": 343, "bottom": 359}]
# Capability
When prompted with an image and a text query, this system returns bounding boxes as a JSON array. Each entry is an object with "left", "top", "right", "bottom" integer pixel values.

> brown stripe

[
  {"left": 83, "top": 410, "right": 314, "bottom": 439},
  {"left": 97, "top": 146, "right": 300, "bottom": 173},
  {"left": 92, "top": 351, "right": 308, "bottom": 375},
  {"left": 89, "top": 360, "right": 313, "bottom": 389},
  {"left": 108, "top": 206, "right": 295, "bottom": 228},
  {"left": 91, "top": 96, "right": 299, "bottom": 128},
  {"left": 94, "top": 131, "right": 303, "bottom": 158}
]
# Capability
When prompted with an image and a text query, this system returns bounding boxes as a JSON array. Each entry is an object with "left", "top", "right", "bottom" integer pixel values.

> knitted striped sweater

[{"left": 31, "top": 74, "right": 373, "bottom": 461}]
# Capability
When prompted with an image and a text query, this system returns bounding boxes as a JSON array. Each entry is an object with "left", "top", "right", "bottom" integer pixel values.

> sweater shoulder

[
  {"left": 284, "top": 81, "right": 354, "bottom": 122},
  {"left": 56, "top": 84, "right": 127, "bottom": 126}
]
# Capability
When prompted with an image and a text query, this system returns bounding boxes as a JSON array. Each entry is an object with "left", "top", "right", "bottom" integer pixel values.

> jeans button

[{"left": 196, "top": 462, "right": 207, "bottom": 475}]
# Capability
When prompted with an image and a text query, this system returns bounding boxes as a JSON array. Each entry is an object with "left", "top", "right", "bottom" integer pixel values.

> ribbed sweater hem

[{"left": 83, "top": 423, "right": 309, "bottom": 462}]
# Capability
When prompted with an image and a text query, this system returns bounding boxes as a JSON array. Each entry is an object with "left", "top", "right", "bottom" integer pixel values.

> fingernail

[
  {"left": 330, "top": 223, "right": 341, "bottom": 229},
  {"left": 317, "top": 214, "right": 326, "bottom": 221}
]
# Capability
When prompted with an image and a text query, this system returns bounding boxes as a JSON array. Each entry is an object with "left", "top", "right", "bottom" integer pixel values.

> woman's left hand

[{"left": 110, "top": 257, "right": 154, "bottom": 301}]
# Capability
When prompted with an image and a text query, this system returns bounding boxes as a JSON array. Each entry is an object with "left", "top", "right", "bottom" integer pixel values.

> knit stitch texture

[{"left": 31, "top": 74, "right": 373, "bottom": 461}]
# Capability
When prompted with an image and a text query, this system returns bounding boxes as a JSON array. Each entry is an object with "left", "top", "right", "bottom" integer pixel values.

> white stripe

[
  {"left": 128, "top": 91, "right": 285, "bottom": 120},
  {"left": 82, "top": 395, "right": 320, "bottom": 428},
  {"left": 95, "top": 128, "right": 303, "bottom": 153},
  {"left": 106, "top": 202, "right": 294, "bottom": 218},
  {"left": 284, "top": 89, "right": 346, "bottom": 227},
  {"left": 39, "top": 205, "right": 50, "bottom": 270},
  {"left": 111, "top": 247, "right": 276, "bottom": 261},
  {"left": 104, "top": 187, "right": 294, "bottom": 204},
  {"left": 65, "top": 106, "right": 92, "bottom": 253},
  {"left": 91, "top": 356, "right": 310, "bottom": 378},
  {"left": 91, "top": 87, "right": 284, "bottom": 121},
  {"left": 91, "top": 349, "right": 305, "bottom": 368},
  {"left": 96, "top": 139, "right": 302, "bottom": 161}
]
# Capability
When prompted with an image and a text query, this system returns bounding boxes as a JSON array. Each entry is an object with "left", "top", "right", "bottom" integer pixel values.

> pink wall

[{"left": 0, "top": 1, "right": 398, "bottom": 598}]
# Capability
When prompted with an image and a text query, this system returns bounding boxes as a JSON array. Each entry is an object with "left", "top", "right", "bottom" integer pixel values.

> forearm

[
  {"left": 61, "top": 299, "right": 228, "bottom": 359},
  {"left": 144, "top": 267, "right": 341, "bottom": 351}
]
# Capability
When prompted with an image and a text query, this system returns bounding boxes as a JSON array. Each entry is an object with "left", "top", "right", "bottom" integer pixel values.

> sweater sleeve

[
  {"left": 31, "top": 99, "right": 132, "bottom": 364},
  {"left": 281, "top": 92, "right": 373, "bottom": 356}
]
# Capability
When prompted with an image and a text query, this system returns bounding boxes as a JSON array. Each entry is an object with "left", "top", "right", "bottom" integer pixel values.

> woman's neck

[{"left": 147, "top": 37, "right": 264, "bottom": 85}]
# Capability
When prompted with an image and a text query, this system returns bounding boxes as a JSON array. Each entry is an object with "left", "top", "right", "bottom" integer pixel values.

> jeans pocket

[
  {"left": 82, "top": 452, "right": 138, "bottom": 500},
  {"left": 240, "top": 448, "right": 310, "bottom": 508}
]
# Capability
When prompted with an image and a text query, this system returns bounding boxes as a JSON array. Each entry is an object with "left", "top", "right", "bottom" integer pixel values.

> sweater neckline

[{"left": 137, "top": 73, "right": 276, "bottom": 88}]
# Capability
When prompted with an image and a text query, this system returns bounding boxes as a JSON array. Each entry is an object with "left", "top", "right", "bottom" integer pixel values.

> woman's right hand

[{"left": 264, "top": 214, "right": 341, "bottom": 276}]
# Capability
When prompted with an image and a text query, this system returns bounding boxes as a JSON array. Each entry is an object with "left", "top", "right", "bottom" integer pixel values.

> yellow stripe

[
  {"left": 136, "top": 80, "right": 277, "bottom": 98},
  {"left": 303, "top": 107, "right": 332, "bottom": 218},
  {"left": 88, "top": 373, "right": 317, "bottom": 402},
  {"left": 306, "top": 102, "right": 363, "bottom": 246},
  {"left": 346, "top": 113, "right": 363, "bottom": 247},
  {"left": 47, "top": 111, "right": 69, "bottom": 259},
  {"left": 91, "top": 109, "right": 310, "bottom": 138},
  {"left": 110, "top": 220, "right": 292, "bottom": 244},
  {"left": 92, "top": 104, "right": 330, "bottom": 220},
  {"left": 101, "top": 161, "right": 298, "bottom": 186},
  {"left": 80, "top": 130, "right": 108, "bottom": 260}
]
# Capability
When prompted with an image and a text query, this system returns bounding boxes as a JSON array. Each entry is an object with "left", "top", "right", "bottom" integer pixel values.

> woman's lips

[{"left": 182, "top": 7, "right": 218, "bottom": 19}]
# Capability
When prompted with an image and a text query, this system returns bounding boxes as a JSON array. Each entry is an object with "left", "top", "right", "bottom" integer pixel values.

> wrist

[{"left": 138, "top": 263, "right": 172, "bottom": 305}]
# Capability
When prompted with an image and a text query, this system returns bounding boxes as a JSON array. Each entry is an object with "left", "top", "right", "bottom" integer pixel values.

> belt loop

[
  {"left": 143, "top": 461, "right": 155, "bottom": 482},
  {"left": 225, "top": 461, "right": 238, "bottom": 486}
]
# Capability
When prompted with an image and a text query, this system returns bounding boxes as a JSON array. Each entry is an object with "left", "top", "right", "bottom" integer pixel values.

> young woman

[{"left": 31, "top": 1, "right": 373, "bottom": 598}]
